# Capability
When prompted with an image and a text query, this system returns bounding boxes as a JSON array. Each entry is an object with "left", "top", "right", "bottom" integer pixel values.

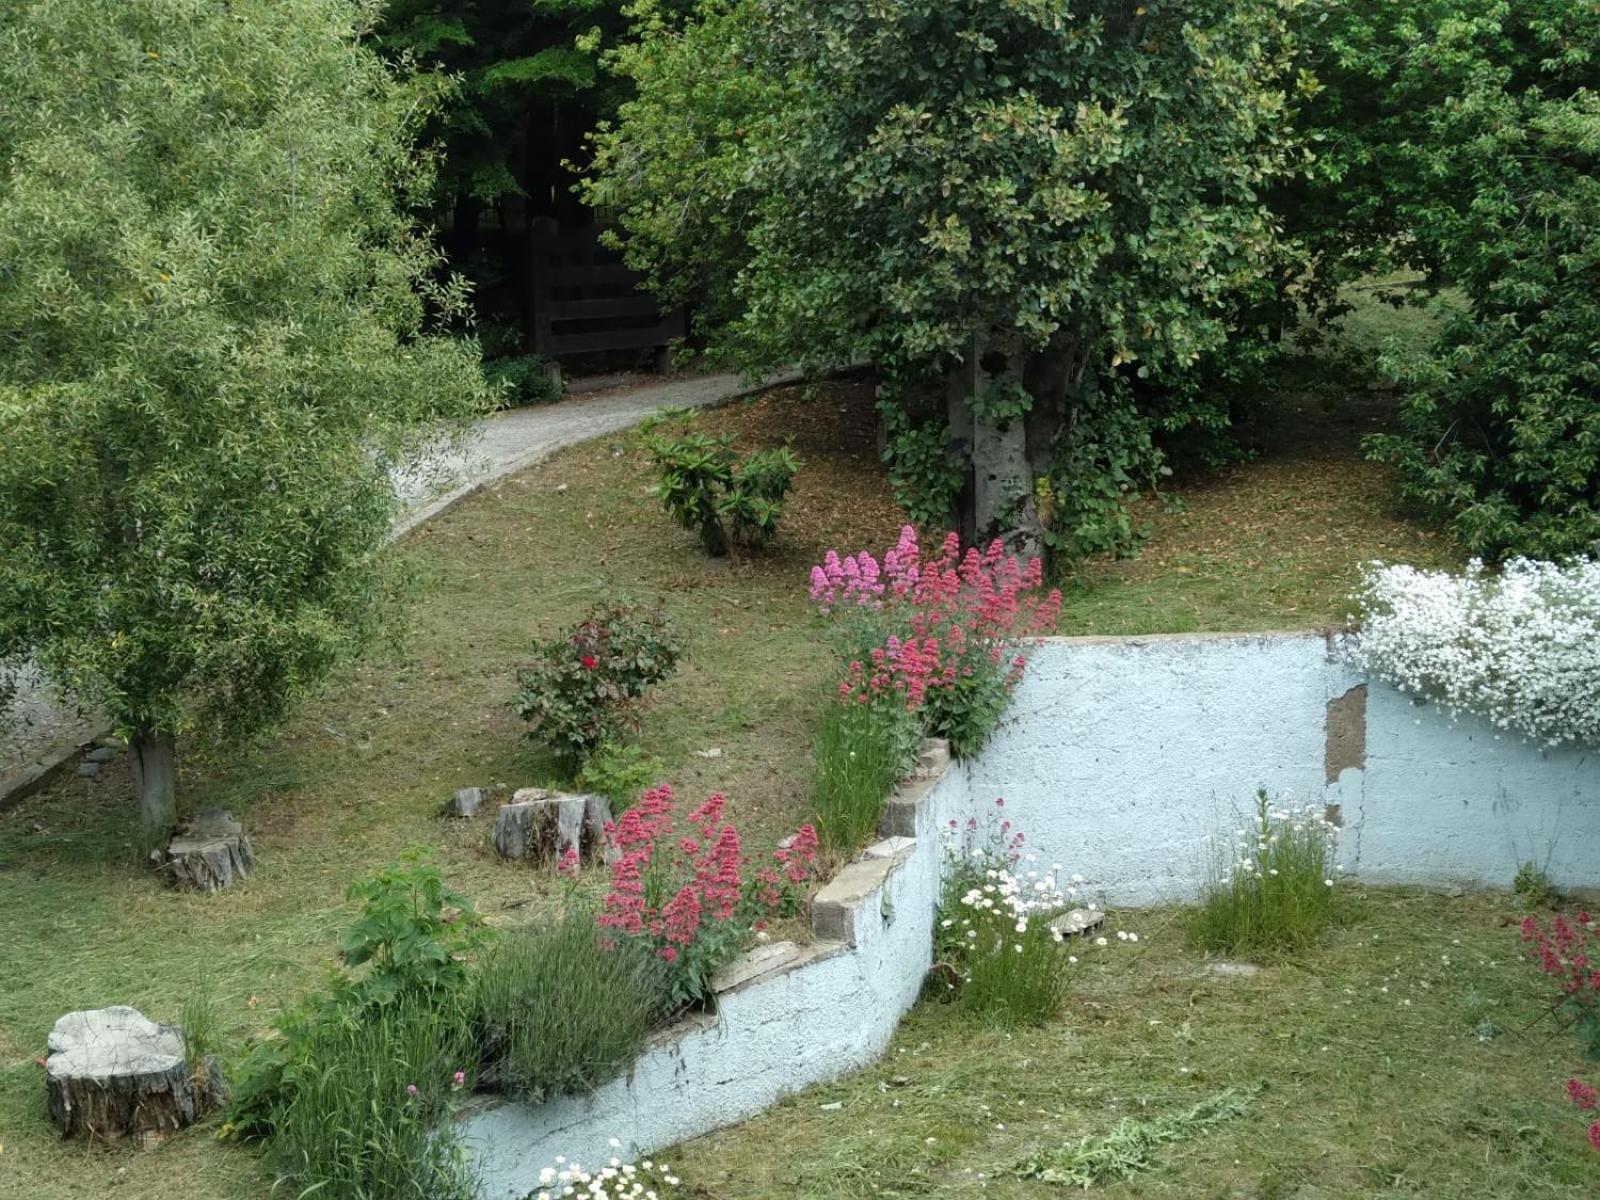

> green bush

[
  {"left": 485, "top": 353, "right": 561, "bottom": 408},
  {"left": 474, "top": 907, "right": 664, "bottom": 1103},
  {"left": 809, "top": 701, "right": 917, "bottom": 853},
  {"left": 1187, "top": 790, "right": 1339, "bottom": 958},
  {"left": 646, "top": 420, "right": 799, "bottom": 556},
  {"left": 512, "top": 601, "right": 682, "bottom": 766},
  {"left": 267, "top": 995, "right": 476, "bottom": 1200},
  {"left": 227, "top": 855, "right": 487, "bottom": 1143},
  {"left": 574, "top": 741, "right": 662, "bottom": 812}
]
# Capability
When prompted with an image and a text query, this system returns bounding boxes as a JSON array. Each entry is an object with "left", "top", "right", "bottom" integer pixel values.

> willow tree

[
  {"left": 588, "top": 0, "right": 1303, "bottom": 551},
  {"left": 0, "top": 0, "right": 490, "bottom": 830}
]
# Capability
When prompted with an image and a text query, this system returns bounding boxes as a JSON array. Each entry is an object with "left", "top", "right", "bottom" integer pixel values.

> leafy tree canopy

[{"left": 0, "top": 0, "right": 491, "bottom": 826}]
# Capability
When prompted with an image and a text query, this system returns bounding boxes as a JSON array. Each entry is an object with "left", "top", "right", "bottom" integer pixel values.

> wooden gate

[{"left": 529, "top": 227, "right": 685, "bottom": 358}]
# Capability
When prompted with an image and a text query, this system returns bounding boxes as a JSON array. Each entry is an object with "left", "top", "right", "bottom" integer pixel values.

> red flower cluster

[
  {"left": 1565, "top": 1078, "right": 1600, "bottom": 1152},
  {"left": 597, "top": 785, "right": 818, "bottom": 1008},
  {"left": 1523, "top": 912, "right": 1600, "bottom": 1065}
]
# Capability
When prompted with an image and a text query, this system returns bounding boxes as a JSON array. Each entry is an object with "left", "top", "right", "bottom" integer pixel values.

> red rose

[{"left": 581, "top": 655, "right": 598, "bottom": 670}]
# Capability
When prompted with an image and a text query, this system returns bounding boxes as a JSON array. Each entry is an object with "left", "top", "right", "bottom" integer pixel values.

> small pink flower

[
  {"left": 452, "top": 1070, "right": 466, "bottom": 1089},
  {"left": 581, "top": 654, "right": 598, "bottom": 670},
  {"left": 1571, "top": 1078, "right": 1600, "bottom": 1111},
  {"left": 1590, "top": 1121, "right": 1600, "bottom": 1152},
  {"left": 406, "top": 1083, "right": 418, "bottom": 1097}
]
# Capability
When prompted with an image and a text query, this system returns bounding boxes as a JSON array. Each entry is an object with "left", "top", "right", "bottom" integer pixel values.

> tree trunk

[
  {"left": 968, "top": 333, "right": 1041, "bottom": 557},
  {"left": 131, "top": 729, "right": 176, "bottom": 832}
]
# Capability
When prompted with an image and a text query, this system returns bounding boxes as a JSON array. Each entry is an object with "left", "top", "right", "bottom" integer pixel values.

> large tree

[
  {"left": 0, "top": 0, "right": 490, "bottom": 829},
  {"left": 1290, "top": 0, "right": 1600, "bottom": 559},
  {"left": 587, "top": 0, "right": 1303, "bottom": 551}
]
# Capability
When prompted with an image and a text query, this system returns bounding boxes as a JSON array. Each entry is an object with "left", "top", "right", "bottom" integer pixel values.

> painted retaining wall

[
  {"left": 460, "top": 744, "right": 967, "bottom": 1199},
  {"left": 968, "top": 631, "right": 1600, "bottom": 905},
  {"left": 462, "top": 629, "right": 1600, "bottom": 1198}
]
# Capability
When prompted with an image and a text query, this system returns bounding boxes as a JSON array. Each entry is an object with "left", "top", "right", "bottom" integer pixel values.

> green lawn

[
  {"left": 675, "top": 890, "right": 1597, "bottom": 1199},
  {"left": 0, "top": 337, "right": 1471, "bottom": 1200}
]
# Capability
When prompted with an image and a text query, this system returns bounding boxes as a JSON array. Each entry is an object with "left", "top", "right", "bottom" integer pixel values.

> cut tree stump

[
  {"left": 443, "top": 786, "right": 486, "bottom": 818},
  {"left": 151, "top": 809, "right": 253, "bottom": 893},
  {"left": 492, "top": 788, "right": 616, "bottom": 866},
  {"left": 45, "top": 1007, "right": 224, "bottom": 1145}
]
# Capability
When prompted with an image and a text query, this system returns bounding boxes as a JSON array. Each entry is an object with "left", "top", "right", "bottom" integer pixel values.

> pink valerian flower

[
  {"left": 1589, "top": 1121, "right": 1600, "bottom": 1152},
  {"left": 596, "top": 784, "right": 812, "bottom": 1008},
  {"left": 1567, "top": 1078, "right": 1598, "bottom": 1110},
  {"left": 405, "top": 1083, "right": 418, "bottom": 1097},
  {"left": 811, "top": 526, "right": 1062, "bottom": 740},
  {"left": 556, "top": 847, "right": 581, "bottom": 876},
  {"left": 452, "top": 1070, "right": 467, "bottom": 1089}
]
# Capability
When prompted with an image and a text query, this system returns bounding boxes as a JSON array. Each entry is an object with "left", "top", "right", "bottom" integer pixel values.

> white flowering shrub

[
  {"left": 1352, "top": 558, "right": 1600, "bottom": 748},
  {"left": 526, "top": 1142, "right": 682, "bottom": 1200}
]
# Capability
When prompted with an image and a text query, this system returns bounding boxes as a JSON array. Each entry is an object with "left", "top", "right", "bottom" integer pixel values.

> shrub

[
  {"left": 647, "top": 422, "right": 799, "bottom": 556},
  {"left": 575, "top": 741, "right": 662, "bottom": 812},
  {"left": 475, "top": 906, "right": 664, "bottom": 1103},
  {"left": 933, "top": 800, "right": 1081, "bottom": 1027},
  {"left": 267, "top": 996, "right": 475, "bottom": 1200},
  {"left": 227, "top": 855, "right": 487, "bottom": 1140},
  {"left": 513, "top": 601, "right": 682, "bottom": 766},
  {"left": 485, "top": 353, "right": 561, "bottom": 407},
  {"left": 809, "top": 700, "right": 919, "bottom": 854},
  {"left": 597, "top": 786, "right": 818, "bottom": 1011},
  {"left": 810, "top": 526, "right": 1062, "bottom": 758},
  {"left": 1187, "top": 791, "right": 1340, "bottom": 958},
  {"left": 1351, "top": 558, "right": 1600, "bottom": 749},
  {"left": 1522, "top": 912, "right": 1600, "bottom": 1060},
  {"left": 1514, "top": 861, "right": 1557, "bottom": 908}
]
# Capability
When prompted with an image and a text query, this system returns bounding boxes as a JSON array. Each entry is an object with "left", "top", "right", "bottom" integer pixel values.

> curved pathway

[{"left": 1, "top": 369, "right": 794, "bottom": 805}]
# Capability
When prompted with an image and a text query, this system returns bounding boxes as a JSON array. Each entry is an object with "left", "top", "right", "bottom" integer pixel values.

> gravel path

[{"left": 1, "top": 369, "right": 791, "bottom": 801}]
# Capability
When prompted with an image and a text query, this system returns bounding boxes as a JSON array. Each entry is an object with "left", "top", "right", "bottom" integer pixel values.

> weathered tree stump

[
  {"left": 443, "top": 786, "right": 486, "bottom": 818},
  {"left": 151, "top": 809, "right": 253, "bottom": 892},
  {"left": 492, "top": 788, "right": 616, "bottom": 866},
  {"left": 45, "top": 1007, "right": 224, "bottom": 1145}
]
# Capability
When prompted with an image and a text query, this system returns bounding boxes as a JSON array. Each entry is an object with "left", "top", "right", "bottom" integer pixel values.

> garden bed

[{"left": 0, "top": 373, "right": 1465, "bottom": 1200}]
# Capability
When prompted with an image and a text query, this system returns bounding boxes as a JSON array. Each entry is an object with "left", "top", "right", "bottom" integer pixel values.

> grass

[
  {"left": 809, "top": 703, "right": 904, "bottom": 854},
  {"left": 1187, "top": 790, "right": 1340, "bottom": 959},
  {"left": 0, "top": 296, "right": 1465, "bottom": 1199},
  {"left": 474, "top": 906, "right": 663, "bottom": 1103},
  {"left": 672, "top": 889, "right": 1598, "bottom": 1198}
]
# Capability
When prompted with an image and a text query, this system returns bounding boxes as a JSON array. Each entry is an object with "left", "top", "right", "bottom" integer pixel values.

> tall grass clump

[
  {"left": 934, "top": 801, "right": 1077, "bottom": 1026},
  {"left": 475, "top": 906, "right": 664, "bottom": 1102},
  {"left": 1187, "top": 790, "right": 1341, "bottom": 957},
  {"left": 268, "top": 994, "right": 476, "bottom": 1200},
  {"left": 809, "top": 702, "right": 908, "bottom": 852}
]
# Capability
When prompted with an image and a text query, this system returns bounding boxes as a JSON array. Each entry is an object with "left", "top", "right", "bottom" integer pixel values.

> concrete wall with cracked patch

[
  {"left": 460, "top": 751, "right": 969, "bottom": 1199},
  {"left": 967, "top": 632, "right": 1600, "bottom": 905}
]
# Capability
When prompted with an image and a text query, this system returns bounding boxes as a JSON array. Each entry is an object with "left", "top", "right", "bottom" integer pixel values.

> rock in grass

[
  {"left": 1049, "top": 908, "right": 1106, "bottom": 939},
  {"left": 150, "top": 809, "right": 253, "bottom": 893},
  {"left": 493, "top": 788, "right": 616, "bottom": 866},
  {"left": 45, "top": 1007, "right": 223, "bottom": 1145}
]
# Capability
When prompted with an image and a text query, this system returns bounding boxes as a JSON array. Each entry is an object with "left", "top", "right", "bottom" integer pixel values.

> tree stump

[
  {"left": 151, "top": 809, "right": 253, "bottom": 892},
  {"left": 443, "top": 786, "right": 486, "bottom": 818},
  {"left": 45, "top": 1007, "right": 223, "bottom": 1145},
  {"left": 492, "top": 788, "right": 616, "bottom": 866}
]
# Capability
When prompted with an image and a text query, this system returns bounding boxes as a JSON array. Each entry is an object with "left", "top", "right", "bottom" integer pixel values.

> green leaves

[{"left": 0, "top": 0, "right": 492, "bottom": 759}]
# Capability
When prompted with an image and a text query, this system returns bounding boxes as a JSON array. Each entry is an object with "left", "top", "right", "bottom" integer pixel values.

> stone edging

[{"left": 460, "top": 740, "right": 962, "bottom": 1198}]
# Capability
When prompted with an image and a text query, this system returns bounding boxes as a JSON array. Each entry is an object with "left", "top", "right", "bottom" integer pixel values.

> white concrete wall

[
  {"left": 460, "top": 758, "right": 967, "bottom": 1199},
  {"left": 968, "top": 632, "right": 1600, "bottom": 905}
]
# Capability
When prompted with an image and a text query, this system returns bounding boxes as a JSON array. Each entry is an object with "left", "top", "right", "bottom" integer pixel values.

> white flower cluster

[
  {"left": 1226, "top": 802, "right": 1340, "bottom": 884},
  {"left": 1352, "top": 558, "right": 1600, "bottom": 748},
  {"left": 530, "top": 1141, "right": 680, "bottom": 1200}
]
